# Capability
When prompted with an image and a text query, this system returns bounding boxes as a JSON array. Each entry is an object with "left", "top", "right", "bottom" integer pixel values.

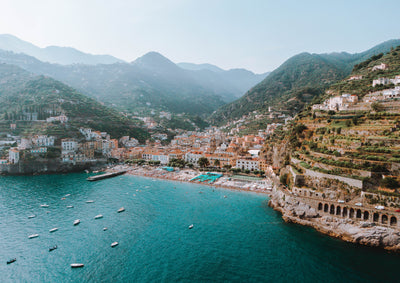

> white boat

[
  {"left": 67, "top": 205, "right": 74, "bottom": 208},
  {"left": 188, "top": 224, "right": 194, "bottom": 229},
  {"left": 73, "top": 219, "right": 80, "bottom": 225},
  {"left": 103, "top": 227, "right": 108, "bottom": 231},
  {"left": 117, "top": 207, "right": 125, "bottom": 213},
  {"left": 28, "top": 215, "right": 36, "bottom": 219},
  {"left": 65, "top": 194, "right": 71, "bottom": 197},
  {"left": 49, "top": 228, "right": 58, "bottom": 233},
  {"left": 94, "top": 214, "right": 103, "bottom": 219},
  {"left": 111, "top": 242, "right": 119, "bottom": 247},
  {"left": 86, "top": 200, "right": 94, "bottom": 203},
  {"left": 40, "top": 204, "right": 49, "bottom": 208},
  {"left": 71, "top": 263, "right": 84, "bottom": 268},
  {"left": 28, "top": 234, "right": 39, "bottom": 239}
]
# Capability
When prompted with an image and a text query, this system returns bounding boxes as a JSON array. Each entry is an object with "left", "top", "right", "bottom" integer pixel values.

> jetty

[{"left": 87, "top": 170, "right": 127, "bottom": 182}]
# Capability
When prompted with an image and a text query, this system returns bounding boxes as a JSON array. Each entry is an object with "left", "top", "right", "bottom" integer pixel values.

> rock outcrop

[{"left": 269, "top": 188, "right": 400, "bottom": 251}]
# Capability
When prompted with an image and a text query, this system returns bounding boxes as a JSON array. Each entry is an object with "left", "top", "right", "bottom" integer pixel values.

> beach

[{"left": 107, "top": 164, "right": 273, "bottom": 195}]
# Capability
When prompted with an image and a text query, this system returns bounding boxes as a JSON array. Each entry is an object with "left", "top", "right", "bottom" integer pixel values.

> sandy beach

[{"left": 106, "top": 164, "right": 273, "bottom": 195}]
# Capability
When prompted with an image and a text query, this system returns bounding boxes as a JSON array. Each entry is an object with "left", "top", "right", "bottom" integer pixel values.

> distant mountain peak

[
  {"left": 132, "top": 51, "right": 180, "bottom": 70},
  {"left": 0, "top": 34, "right": 124, "bottom": 65}
]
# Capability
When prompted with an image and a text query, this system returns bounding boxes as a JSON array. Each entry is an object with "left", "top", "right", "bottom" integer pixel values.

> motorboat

[
  {"left": 111, "top": 242, "right": 119, "bottom": 247},
  {"left": 117, "top": 207, "right": 125, "bottom": 213},
  {"left": 64, "top": 194, "right": 71, "bottom": 197},
  {"left": 61, "top": 197, "right": 66, "bottom": 200},
  {"left": 188, "top": 224, "right": 194, "bottom": 229},
  {"left": 73, "top": 219, "right": 80, "bottom": 225},
  {"left": 103, "top": 227, "right": 108, "bottom": 231},
  {"left": 40, "top": 204, "right": 49, "bottom": 208},
  {"left": 28, "top": 215, "right": 36, "bottom": 219},
  {"left": 86, "top": 200, "right": 94, "bottom": 203},
  {"left": 28, "top": 234, "right": 39, "bottom": 239},
  {"left": 67, "top": 205, "right": 74, "bottom": 208},
  {"left": 49, "top": 228, "right": 58, "bottom": 233},
  {"left": 7, "top": 258, "right": 16, "bottom": 264},
  {"left": 94, "top": 214, "right": 103, "bottom": 219},
  {"left": 49, "top": 245, "right": 57, "bottom": 252},
  {"left": 71, "top": 263, "right": 84, "bottom": 268}
]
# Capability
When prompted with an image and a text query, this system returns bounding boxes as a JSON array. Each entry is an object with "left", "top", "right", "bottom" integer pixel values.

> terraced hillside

[{"left": 265, "top": 46, "right": 400, "bottom": 209}]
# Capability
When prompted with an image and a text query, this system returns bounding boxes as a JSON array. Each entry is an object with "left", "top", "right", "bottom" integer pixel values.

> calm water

[{"left": 0, "top": 174, "right": 399, "bottom": 282}]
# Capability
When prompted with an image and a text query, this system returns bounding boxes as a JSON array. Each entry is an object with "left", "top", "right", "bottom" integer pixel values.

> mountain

[
  {"left": 178, "top": 62, "right": 225, "bottom": 72},
  {"left": 0, "top": 34, "right": 124, "bottom": 65},
  {"left": 0, "top": 48, "right": 267, "bottom": 116},
  {"left": 0, "top": 63, "right": 149, "bottom": 141},
  {"left": 210, "top": 39, "right": 400, "bottom": 124}
]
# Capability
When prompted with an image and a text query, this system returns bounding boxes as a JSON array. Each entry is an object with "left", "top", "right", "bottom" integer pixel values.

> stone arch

[
  {"left": 342, "top": 207, "right": 348, "bottom": 217},
  {"left": 373, "top": 213, "right": 379, "bottom": 222},
  {"left": 382, "top": 215, "right": 388, "bottom": 225},
  {"left": 330, "top": 204, "right": 335, "bottom": 214},
  {"left": 390, "top": 216, "right": 397, "bottom": 226},
  {"left": 318, "top": 203, "right": 323, "bottom": 211},
  {"left": 324, "top": 204, "right": 329, "bottom": 213},
  {"left": 336, "top": 206, "right": 341, "bottom": 216},
  {"left": 356, "top": 209, "right": 362, "bottom": 219},
  {"left": 349, "top": 208, "right": 354, "bottom": 218},
  {"left": 363, "top": 211, "right": 369, "bottom": 221}
]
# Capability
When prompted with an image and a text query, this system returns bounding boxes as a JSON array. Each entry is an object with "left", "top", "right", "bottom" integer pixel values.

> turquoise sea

[{"left": 0, "top": 173, "right": 400, "bottom": 282}]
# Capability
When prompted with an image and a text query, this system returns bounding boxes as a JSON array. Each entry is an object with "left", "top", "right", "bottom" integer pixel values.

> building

[
  {"left": 235, "top": 158, "right": 260, "bottom": 171},
  {"left": 30, "top": 147, "right": 47, "bottom": 154},
  {"left": 372, "top": 63, "right": 387, "bottom": 71},
  {"left": 9, "top": 148, "right": 19, "bottom": 164},
  {"left": 61, "top": 139, "right": 78, "bottom": 153},
  {"left": 32, "top": 135, "right": 55, "bottom": 147}
]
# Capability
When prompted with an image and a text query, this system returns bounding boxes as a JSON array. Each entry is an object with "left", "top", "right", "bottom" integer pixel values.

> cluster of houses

[{"left": 312, "top": 93, "right": 359, "bottom": 111}]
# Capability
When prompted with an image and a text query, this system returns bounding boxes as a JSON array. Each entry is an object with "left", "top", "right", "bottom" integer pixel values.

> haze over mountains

[{"left": 0, "top": 34, "right": 268, "bottom": 116}]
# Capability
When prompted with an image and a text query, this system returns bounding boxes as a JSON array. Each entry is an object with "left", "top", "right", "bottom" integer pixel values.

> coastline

[
  {"left": 107, "top": 164, "right": 273, "bottom": 195},
  {"left": 268, "top": 188, "right": 400, "bottom": 252}
]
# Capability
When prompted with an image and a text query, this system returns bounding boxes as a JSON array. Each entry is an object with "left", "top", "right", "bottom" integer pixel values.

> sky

[{"left": 0, "top": 0, "right": 399, "bottom": 73}]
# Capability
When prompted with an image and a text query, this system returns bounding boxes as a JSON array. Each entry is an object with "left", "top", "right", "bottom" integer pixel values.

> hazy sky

[{"left": 0, "top": 0, "right": 399, "bottom": 73}]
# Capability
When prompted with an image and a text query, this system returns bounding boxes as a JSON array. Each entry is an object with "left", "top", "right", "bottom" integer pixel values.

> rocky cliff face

[{"left": 269, "top": 189, "right": 400, "bottom": 251}]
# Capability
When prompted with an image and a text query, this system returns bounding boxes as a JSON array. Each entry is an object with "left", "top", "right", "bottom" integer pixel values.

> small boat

[
  {"left": 117, "top": 207, "right": 125, "bottom": 213},
  {"left": 86, "top": 200, "right": 94, "bottom": 203},
  {"left": 40, "top": 204, "right": 49, "bottom": 208},
  {"left": 28, "top": 234, "right": 39, "bottom": 239},
  {"left": 49, "top": 245, "right": 57, "bottom": 252},
  {"left": 73, "top": 219, "right": 80, "bottom": 226},
  {"left": 103, "top": 227, "right": 108, "bottom": 231},
  {"left": 61, "top": 197, "right": 66, "bottom": 200},
  {"left": 94, "top": 214, "right": 103, "bottom": 219},
  {"left": 188, "top": 224, "right": 194, "bottom": 229},
  {"left": 7, "top": 258, "right": 16, "bottom": 264},
  {"left": 49, "top": 228, "right": 58, "bottom": 233},
  {"left": 111, "top": 242, "right": 119, "bottom": 247},
  {"left": 71, "top": 263, "right": 84, "bottom": 268},
  {"left": 28, "top": 214, "right": 36, "bottom": 219},
  {"left": 67, "top": 205, "right": 74, "bottom": 208},
  {"left": 64, "top": 194, "right": 71, "bottom": 197}
]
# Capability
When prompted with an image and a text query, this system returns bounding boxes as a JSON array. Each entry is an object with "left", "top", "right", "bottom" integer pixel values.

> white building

[
  {"left": 184, "top": 151, "right": 204, "bottom": 165},
  {"left": 235, "top": 158, "right": 260, "bottom": 171},
  {"left": 31, "top": 147, "right": 47, "bottom": 154},
  {"left": 61, "top": 139, "right": 78, "bottom": 153},
  {"left": 33, "top": 135, "right": 55, "bottom": 147},
  {"left": 80, "top": 128, "right": 101, "bottom": 140},
  {"left": 372, "top": 63, "right": 387, "bottom": 71},
  {"left": 9, "top": 148, "right": 19, "bottom": 164}
]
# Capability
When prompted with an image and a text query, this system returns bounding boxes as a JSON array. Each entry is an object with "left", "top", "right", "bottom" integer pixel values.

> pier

[{"left": 87, "top": 170, "right": 127, "bottom": 181}]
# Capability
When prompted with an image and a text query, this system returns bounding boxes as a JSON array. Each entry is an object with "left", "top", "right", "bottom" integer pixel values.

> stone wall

[{"left": 304, "top": 168, "right": 363, "bottom": 189}]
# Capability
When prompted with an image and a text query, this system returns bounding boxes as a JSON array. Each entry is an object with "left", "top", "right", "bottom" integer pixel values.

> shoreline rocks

[{"left": 268, "top": 189, "right": 400, "bottom": 252}]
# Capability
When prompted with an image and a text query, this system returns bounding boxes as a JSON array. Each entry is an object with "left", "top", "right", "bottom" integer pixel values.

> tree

[
  {"left": 197, "top": 157, "right": 209, "bottom": 168},
  {"left": 371, "top": 102, "right": 383, "bottom": 112},
  {"left": 380, "top": 177, "right": 399, "bottom": 190},
  {"left": 214, "top": 159, "right": 220, "bottom": 167}
]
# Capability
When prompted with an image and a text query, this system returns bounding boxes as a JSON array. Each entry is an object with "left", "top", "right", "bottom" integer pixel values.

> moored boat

[
  {"left": 49, "top": 228, "right": 58, "bottom": 233},
  {"left": 67, "top": 205, "right": 74, "bottom": 208},
  {"left": 86, "top": 200, "right": 94, "bottom": 203},
  {"left": 71, "top": 263, "right": 84, "bottom": 268},
  {"left": 7, "top": 258, "right": 16, "bottom": 264},
  {"left": 28, "top": 234, "right": 39, "bottom": 239},
  {"left": 117, "top": 207, "right": 125, "bottom": 213},
  {"left": 94, "top": 214, "right": 103, "bottom": 219},
  {"left": 111, "top": 242, "right": 119, "bottom": 247},
  {"left": 103, "top": 227, "right": 108, "bottom": 231},
  {"left": 28, "top": 214, "right": 36, "bottom": 219},
  {"left": 73, "top": 219, "right": 80, "bottom": 225},
  {"left": 40, "top": 204, "right": 49, "bottom": 208},
  {"left": 49, "top": 245, "right": 57, "bottom": 252},
  {"left": 188, "top": 224, "right": 194, "bottom": 229}
]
